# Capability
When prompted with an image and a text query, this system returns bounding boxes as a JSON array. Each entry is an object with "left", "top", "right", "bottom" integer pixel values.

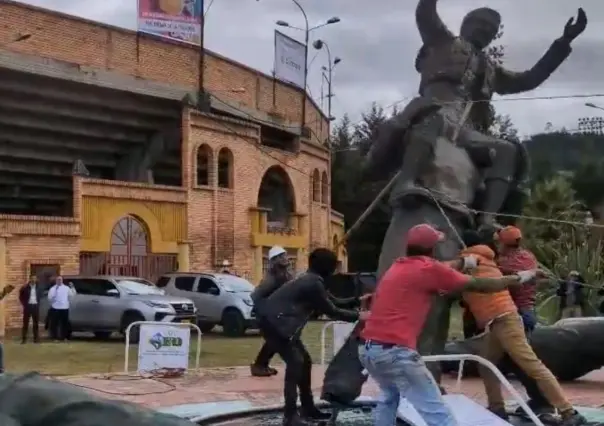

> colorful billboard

[{"left": 137, "top": 0, "right": 203, "bottom": 45}]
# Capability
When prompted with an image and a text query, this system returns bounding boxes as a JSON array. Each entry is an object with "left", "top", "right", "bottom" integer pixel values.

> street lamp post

[
  {"left": 276, "top": 1, "right": 340, "bottom": 132},
  {"left": 313, "top": 39, "right": 340, "bottom": 122}
]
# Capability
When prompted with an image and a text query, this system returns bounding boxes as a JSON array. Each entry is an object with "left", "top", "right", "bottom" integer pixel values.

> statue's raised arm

[
  {"left": 416, "top": 0, "right": 453, "bottom": 45},
  {"left": 494, "top": 8, "right": 587, "bottom": 95}
]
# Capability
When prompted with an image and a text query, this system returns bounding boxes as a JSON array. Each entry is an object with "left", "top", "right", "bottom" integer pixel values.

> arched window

[
  {"left": 258, "top": 165, "right": 295, "bottom": 228},
  {"left": 196, "top": 144, "right": 212, "bottom": 186},
  {"left": 312, "top": 169, "right": 320, "bottom": 202},
  {"left": 218, "top": 147, "right": 234, "bottom": 188},
  {"left": 110, "top": 215, "right": 148, "bottom": 257},
  {"left": 321, "top": 171, "right": 329, "bottom": 204}
]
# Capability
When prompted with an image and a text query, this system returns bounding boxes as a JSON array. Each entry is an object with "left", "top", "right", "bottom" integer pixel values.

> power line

[{"left": 210, "top": 89, "right": 604, "bottom": 137}]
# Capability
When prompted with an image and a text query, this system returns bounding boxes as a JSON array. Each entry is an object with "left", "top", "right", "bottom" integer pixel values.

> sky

[{"left": 16, "top": 0, "right": 604, "bottom": 137}]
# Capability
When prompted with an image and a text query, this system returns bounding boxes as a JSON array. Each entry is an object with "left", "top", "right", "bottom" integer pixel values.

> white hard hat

[{"left": 268, "top": 246, "right": 286, "bottom": 260}]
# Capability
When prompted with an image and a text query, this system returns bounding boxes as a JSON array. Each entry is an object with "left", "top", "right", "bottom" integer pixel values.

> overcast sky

[{"left": 18, "top": 0, "right": 604, "bottom": 137}]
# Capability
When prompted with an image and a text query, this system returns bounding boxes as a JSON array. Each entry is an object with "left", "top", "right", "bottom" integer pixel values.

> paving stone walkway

[{"left": 58, "top": 366, "right": 604, "bottom": 410}]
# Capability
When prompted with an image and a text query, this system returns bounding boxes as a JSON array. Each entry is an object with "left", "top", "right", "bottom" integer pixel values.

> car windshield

[
  {"left": 218, "top": 276, "right": 254, "bottom": 292},
  {"left": 116, "top": 280, "right": 164, "bottom": 295}
]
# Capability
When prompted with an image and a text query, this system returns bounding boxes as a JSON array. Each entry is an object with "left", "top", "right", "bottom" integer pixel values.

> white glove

[
  {"left": 461, "top": 255, "right": 478, "bottom": 271},
  {"left": 517, "top": 270, "right": 537, "bottom": 284}
]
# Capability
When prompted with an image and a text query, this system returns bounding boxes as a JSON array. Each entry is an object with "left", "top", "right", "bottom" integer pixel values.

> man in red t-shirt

[{"left": 359, "top": 224, "right": 538, "bottom": 426}]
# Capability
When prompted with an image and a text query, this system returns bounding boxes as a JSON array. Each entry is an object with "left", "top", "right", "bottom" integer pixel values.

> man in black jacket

[
  {"left": 250, "top": 246, "right": 292, "bottom": 377},
  {"left": 261, "top": 248, "right": 367, "bottom": 426},
  {"left": 558, "top": 271, "right": 585, "bottom": 319},
  {"left": 18, "top": 275, "right": 42, "bottom": 344}
]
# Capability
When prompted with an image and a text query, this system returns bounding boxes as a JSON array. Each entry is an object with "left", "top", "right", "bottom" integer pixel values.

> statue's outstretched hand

[{"left": 563, "top": 8, "right": 587, "bottom": 43}]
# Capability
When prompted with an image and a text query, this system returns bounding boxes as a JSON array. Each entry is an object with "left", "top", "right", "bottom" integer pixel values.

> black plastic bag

[{"left": 321, "top": 322, "right": 367, "bottom": 405}]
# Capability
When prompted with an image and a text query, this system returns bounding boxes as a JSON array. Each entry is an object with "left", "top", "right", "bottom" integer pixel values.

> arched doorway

[
  {"left": 79, "top": 215, "right": 177, "bottom": 282},
  {"left": 258, "top": 166, "right": 295, "bottom": 233}
]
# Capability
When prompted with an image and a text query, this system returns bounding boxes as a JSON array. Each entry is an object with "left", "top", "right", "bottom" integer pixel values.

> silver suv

[
  {"left": 40, "top": 276, "right": 197, "bottom": 342},
  {"left": 156, "top": 273, "right": 256, "bottom": 336}
]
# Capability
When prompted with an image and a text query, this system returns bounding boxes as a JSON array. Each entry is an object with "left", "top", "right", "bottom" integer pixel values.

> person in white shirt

[
  {"left": 47, "top": 276, "right": 76, "bottom": 341},
  {"left": 19, "top": 275, "right": 42, "bottom": 344}
]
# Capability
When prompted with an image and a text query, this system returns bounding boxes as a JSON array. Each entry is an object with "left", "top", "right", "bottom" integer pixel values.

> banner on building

[
  {"left": 137, "top": 323, "right": 191, "bottom": 373},
  {"left": 137, "top": 0, "right": 203, "bottom": 45},
  {"left": 274, "top": 30, "right": 306, "bottom": 89}
]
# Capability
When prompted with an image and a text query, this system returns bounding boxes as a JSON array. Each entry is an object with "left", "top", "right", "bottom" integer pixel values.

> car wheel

[
  {"left": 94, "top": 331, "right": 112, "bottom": 340},
  {"left": 197, "top": 322, "right": 215, "bottom": 333},
  {"left": 222, "top": 309, "right": 245, "bottom": 337},
  {"left": 121, "top": 312, "right": 144, "bottom": 344}
]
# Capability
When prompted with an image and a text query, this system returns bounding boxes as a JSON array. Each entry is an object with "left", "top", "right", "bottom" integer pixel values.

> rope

[{"left": 425, "top": 189, "right": 604, "bottom": 291}]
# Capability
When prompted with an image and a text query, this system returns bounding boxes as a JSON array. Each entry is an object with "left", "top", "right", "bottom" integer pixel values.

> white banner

[
  {"left": 274, "top": 30, "right": 306, "bottom": 89},
  {"left": 138, "top": 323, "right": 191, "bottom": 373}
]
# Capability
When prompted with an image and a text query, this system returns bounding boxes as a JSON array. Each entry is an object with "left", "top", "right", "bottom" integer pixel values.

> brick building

[{"left": 0, "top": 1, "right": 346, "bottom": 329}]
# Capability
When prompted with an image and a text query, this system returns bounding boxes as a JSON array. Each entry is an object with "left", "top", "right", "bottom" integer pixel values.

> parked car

[
  {"left": 40, "top": 276, "right": 197, "bottom": 343},
  {"left": 156, "top": 272, "right": 256, "bottom": 336}
]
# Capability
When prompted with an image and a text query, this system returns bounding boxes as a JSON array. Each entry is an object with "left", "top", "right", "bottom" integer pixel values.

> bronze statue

[{"left": 363, "top": 1, "right": 587, "bottom": 382}]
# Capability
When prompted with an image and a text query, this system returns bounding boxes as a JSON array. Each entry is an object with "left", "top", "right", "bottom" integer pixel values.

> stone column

[
  {"left": 253, "top": 246, "right": 263, "bottom": 284},
  {"left": 177, "top": 242, "right": 190, "bottom": 272}
]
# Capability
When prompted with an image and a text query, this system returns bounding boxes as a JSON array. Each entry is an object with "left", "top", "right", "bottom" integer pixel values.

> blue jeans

[
  {"left": 359, "top": 342, "right": 457, "bottom": 426},
  {"left": 519, "top": 308, "right": 537, "bottom": 334}
]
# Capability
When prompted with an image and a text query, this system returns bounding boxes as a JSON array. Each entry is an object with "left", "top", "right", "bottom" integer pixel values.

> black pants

[
  {"left": 22, "top": 304, "right": 40, "bottom": 342},
  {"left": 259, "top": 319, "right": 314, "bottom": 416},
  {"left": 49, "top": 309, "right": 70, "bottom": 340},
  {"left": 253, "top": 341, "right": 277, "bottom": 367}
]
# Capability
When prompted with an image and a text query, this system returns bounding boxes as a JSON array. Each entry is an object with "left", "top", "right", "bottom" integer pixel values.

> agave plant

[{"left": 518, "top": 174, "right": 604, "bottom": 323}]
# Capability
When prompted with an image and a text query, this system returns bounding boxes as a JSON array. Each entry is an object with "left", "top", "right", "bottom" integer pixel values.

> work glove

[
  {"left": 461, "top": 255, "right": 478, "bottom": 271},
  {"left": 516, "top": 269, "right": 540, "bottom": 284}
]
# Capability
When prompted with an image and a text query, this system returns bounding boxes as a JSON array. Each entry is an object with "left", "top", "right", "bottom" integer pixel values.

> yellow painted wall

[{"left": 80, "top": 197, "right": 187, "bottom": 254}]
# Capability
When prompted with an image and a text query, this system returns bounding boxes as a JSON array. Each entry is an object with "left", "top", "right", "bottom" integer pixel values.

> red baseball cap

[{"left": 406, "top": 224, "right": 445, "bottom": 250}]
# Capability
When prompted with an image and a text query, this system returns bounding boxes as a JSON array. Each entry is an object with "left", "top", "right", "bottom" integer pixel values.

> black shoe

[
  {"left": 300, "top": 406, "right": 331, "bottom": 421},
  {"left": 250, "top": 364, "right": 273, "bottom": 377},
  {"left": 515, "top": 402, "right": 557, "bottom": 422},
  {"left": 560, "top": 410, "right": 589, "bottom": 426},
  {"left": 489, "top": 407, "right": 509, "bottom": 421},
  {"left": 283, "top": 413, "right": 314, "bottom": 426}
]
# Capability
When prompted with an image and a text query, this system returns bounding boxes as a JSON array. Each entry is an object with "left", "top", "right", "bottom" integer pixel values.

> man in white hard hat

[
  {"left": 250, "top": 246, "right": 292, "bottom": 377},
  {"left": 220, "top": 259, "right": 232, "bottom": 274}
]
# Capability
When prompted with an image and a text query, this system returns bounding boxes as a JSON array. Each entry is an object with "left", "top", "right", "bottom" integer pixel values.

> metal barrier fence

[
  {"left": 124, "top": 321, "right": 202, "bottom": 374},
  {"left": 320, "top": 321, "right": 544, "bottom": 426}
]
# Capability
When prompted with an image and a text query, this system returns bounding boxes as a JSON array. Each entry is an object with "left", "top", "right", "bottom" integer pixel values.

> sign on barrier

[
  {"left": 320, "top": 321, "right": 356, "bottom": 366},
  {"left": 124, "top": 321, "right": 202, "bottom": 374}
]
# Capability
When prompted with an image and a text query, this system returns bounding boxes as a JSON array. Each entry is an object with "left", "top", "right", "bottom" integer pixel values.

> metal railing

[
  {"left": 124, "top": 321, "right": 202, "bottom": 374},
  {"left": 320, "top": 321, "right": 544, "bottom": 426}
]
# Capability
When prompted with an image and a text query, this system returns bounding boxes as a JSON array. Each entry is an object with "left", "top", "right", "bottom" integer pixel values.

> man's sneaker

[
  {"left": 560, "top": 410, "right": 589, "bottom": 426},
  {"left": 489, "top": 407, "right": 509, "bottom": 421},
  {"left": 250, "top": 364, "right": 273, "bottom": 377},
  {"left": 282, "top": 413, "right": 314, "bottom": 426},
  {"left": 515, "top": 402, "right": 556, "bottom": 417},
  {"left": 300, "top": 406, "right": 331, "bottom": 420}
]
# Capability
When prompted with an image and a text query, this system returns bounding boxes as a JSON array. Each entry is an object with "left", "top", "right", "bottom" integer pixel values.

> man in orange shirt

[{"left": 461, "top": 230, "right": 587, "bottom": 426}]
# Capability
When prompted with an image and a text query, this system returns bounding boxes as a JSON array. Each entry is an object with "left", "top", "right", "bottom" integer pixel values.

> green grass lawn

[{"left": 4, "top": 307, "right": 464, "bottom": 376}]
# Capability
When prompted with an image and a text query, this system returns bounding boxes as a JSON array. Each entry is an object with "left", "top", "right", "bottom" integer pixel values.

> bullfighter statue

[{"left": 364, "top": 0, "right": 587, "bottom": 382}]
